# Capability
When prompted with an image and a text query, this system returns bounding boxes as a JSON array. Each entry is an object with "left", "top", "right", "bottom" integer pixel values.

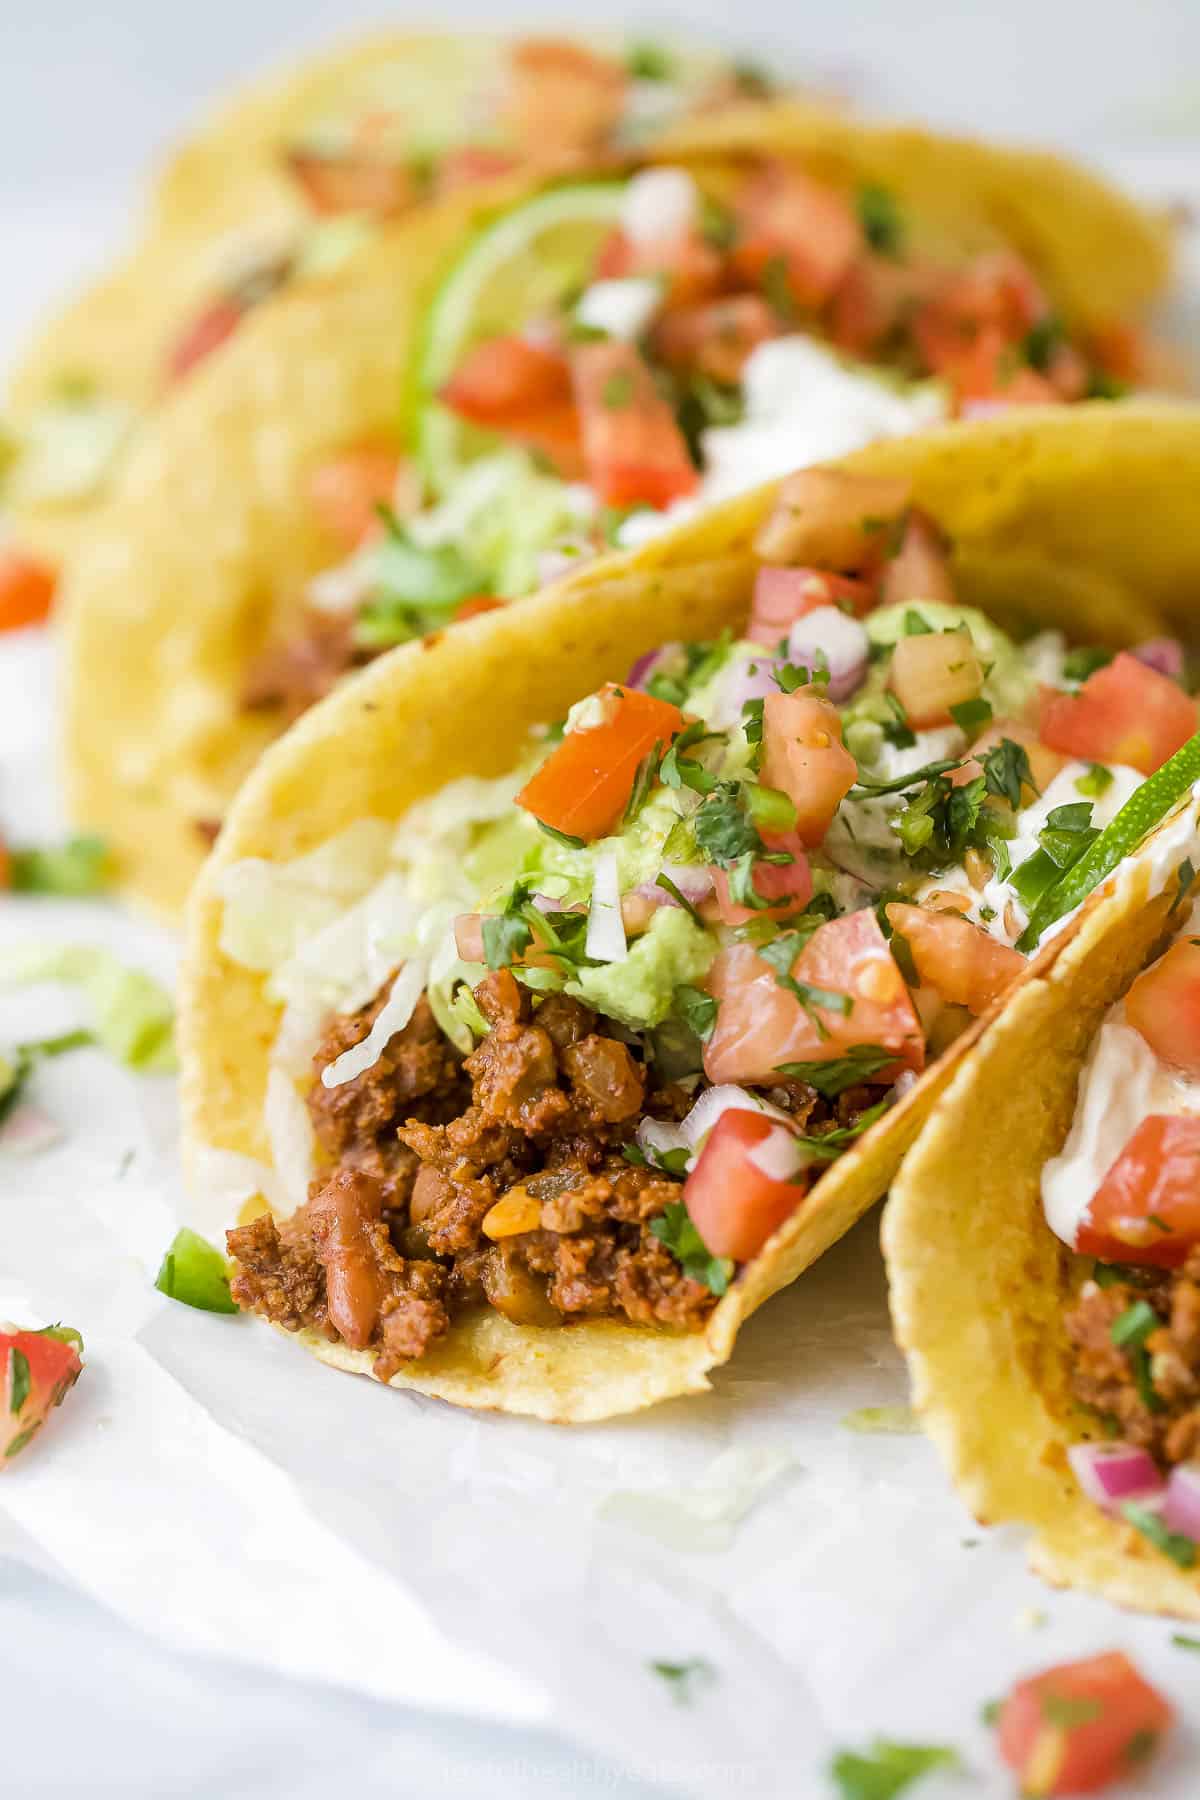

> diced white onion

[
  {"left": 321, "top": 959, "right": 428, "bottom": 1088},
  {"left": 586, "top": 853, "right": 627, "bottom": 963},
  {"left": 746, "top": 1123, "right": 808, "bottom": 1182},
  {"left": 0, "top": 1101, "right": 62, "bottom": 1156},
  {"left": 620, "top": 167, "right": 697, "bottom": 245},
  {"left": 681, "top": 1083, "right": 792, "bottom": 1149},
  {"left": 786, "top": 606, "right": 870, "bottom": 703},
  {"left": 574, "top": 277, "right": 662, "bottom": 341}
]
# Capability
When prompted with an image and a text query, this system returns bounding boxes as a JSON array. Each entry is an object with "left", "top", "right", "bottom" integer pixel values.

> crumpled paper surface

[{"left": 4, "top": 635, "right": 1199, "bottom": 1799}]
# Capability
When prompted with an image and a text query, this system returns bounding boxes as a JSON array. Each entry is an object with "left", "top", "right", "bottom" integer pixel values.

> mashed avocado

[{"left": 567, "top": 906, "right": 715, "bottom": 1030}]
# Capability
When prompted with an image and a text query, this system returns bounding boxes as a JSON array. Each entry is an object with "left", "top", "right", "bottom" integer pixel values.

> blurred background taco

[
  {"left": 56, "top": 104, "right": 1173, "bottom": 914},
  {"left": 180, "top": 406, "right": 1200, "bottom": 1422}
]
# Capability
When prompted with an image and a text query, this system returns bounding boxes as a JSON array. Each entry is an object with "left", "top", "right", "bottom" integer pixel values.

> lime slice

[
  {"left": 1018, "top": 730, "right": 1200, "bottom": 950},
  {"left": 410, "top": 181, "right": 627, "bottom": 497}
]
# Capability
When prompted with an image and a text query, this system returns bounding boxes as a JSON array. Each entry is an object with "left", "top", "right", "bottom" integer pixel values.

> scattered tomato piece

[
  {"left": 440, "top": 335, "right": 574, "bottom": 424},
  {"left": 287, "top": 149, "right": 417, "bottom": 217},
  {"left": 886, "top": 902, "right": 1025, "bottom": 1015},
  {"left": 684, "top": 1109, "right": 807, "bottom": 1261},
  {"left": 166, "top": 297, "right": 245, "bottom": 382},
  {"left": 878, "top": 510, "right": 956, "bottom": 610},
  {"left": 1039, "top": 652, "right": 1197, "bottom": 775},
  {"left": 748, "top": 566, "right": 876, "bottom": 645},
  {"left": 652, "top": 295, "right": 779, "bottom": 386},
  {"left": 1077, "top": 1115, "right": 1200, "bottom": 1267},
  {"left": 516, "top": 683, "right": 683, "bottom": 841},
  {"left": 0, "top": 550, "right": 57, "bottom": 632},
  {"left": 1, "top": 1325, "right": 83, "bottom": 1465},
  {"left": 996, "top": 1650, "right": 1172, "bottom": 1796},
  {"left": 732, "top": 163, "right": 861, "bottom": 310},
  {"left": 569, "top": 339, "right": 698, "bottom": 510},
  {"left": 753, "top": 468, "right": 911, "bottom": 571},
  {"left": 889, "top": 627, "right": 984, "bottom": 727}
]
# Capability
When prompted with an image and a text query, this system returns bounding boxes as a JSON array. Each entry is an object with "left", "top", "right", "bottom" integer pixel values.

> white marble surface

[{"left": 5, "top": 7, "right": 1200, "bottom": 1798}]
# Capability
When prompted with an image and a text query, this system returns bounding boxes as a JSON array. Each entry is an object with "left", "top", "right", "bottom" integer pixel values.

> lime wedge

[
  {"left": 409, "top": 181, "right": 627, "bottom": 498},
  {"left": 1018, "top": 731, "right": 1200, "bottom": 950}
]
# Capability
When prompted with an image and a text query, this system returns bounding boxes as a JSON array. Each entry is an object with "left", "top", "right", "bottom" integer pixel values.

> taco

[
  {"left": 885, "top": 768, "right": 1200, "bottom": 1616},
  {"left": 60, "top": 117, "right": 1172, "bottom": 916},
  {"left": 0, "top": 33, "right": 786, "bottom": 580},
  {"left": 179, "top": 406, "right": 1200, "bottom": 1423}
]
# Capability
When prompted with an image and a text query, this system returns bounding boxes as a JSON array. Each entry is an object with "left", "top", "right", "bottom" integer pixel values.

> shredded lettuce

[
  {"left": 407, "top": 451, "right": 595, "bottom": 598},
  {"left": 0, "top": 945, "right": 175, "bottom": 1071},
  {"left": 218, "top": 820, "right": 394, "bottom": 976}
]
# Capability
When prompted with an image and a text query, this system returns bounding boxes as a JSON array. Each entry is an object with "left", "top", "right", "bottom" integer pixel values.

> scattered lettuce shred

[{"left": 0, "top": 944, "right": 176, "bottom": 1071}]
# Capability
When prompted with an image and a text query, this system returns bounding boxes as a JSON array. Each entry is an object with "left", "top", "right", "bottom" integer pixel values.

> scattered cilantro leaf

[
  {"left": 851, "top": 758, "right": 963, "bottom": 797},
  {"left": 1122, "top": 1501, "right": 1197, "bottom": 1568},
  {"left": 830, "top": 1737, "right": 959, "bottom": 1800},
  {"left": 655, "top": 872, "right": 702, "bottom": 925},
  {"left": 1023, "top": 314, "right": 1066, "bottom": 372},
  {"left": 1076, "top": 763, "right": 1113, "bottom": 799},
  {"left": 1170, "top": 856, "right": 1196, "bottom": 915},
  {"left": 623, "top": 742, "right": 663, "bottom": 825},
  {"left": 538, "top": 821, "right": 585, "bottom": 851},
  {"left": 649, "top": 1203, "right": 733, "bottom": 1294},
  {"left": 1110, "top": 1299, "right": 1160, "bottom": 1349},
  {"left": 857, "top": 184, "right": 904, "bottom": 256},
  {"left": 648, "top": 1657, "right": 715, "bottom": 1703},
  {"left": 674, "top": 984, "right": 717, "bottom": 1039},
  {"left": 792, "top": 1098, "right": 890, "bottom": 1159},
  {"left": 881, "top": 691, "right": 916, "bottom": 750},
  {"left": 659, "top": 720, "right": 719, "bottom": 795},
  {"left": 982, "top": 737, "right": 1035, "bottom": 810},
  {"left": 693, "top": 783, "right": 761, "bottom": 866},
  {"left": 774, "top": 1044, "right": 894, "bottom": 1097},
  {"left": 8, "top": 1347, "right": 30, "bottom": 1416},
  {"left": 745, "top": 782, "right": 798, "bottom": 836}
]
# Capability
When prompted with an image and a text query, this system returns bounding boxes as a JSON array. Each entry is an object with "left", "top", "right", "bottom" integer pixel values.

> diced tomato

[
  {"left": 433, "top": 146, "right": 520, "bottom": 196},
  {"left": 0, "top": 549, "right": 57, "bottom": 632},
  {"left": 914, "top": 251, "right": 1046, "bottom": 359},
  {"left": 287, "top": 149, "right": 416, "bottom": 217},
  {"left": 515, "top": 683, "right": 683, "bottom": 841},
  {"left": 454, "top": 595, "right": 505, "bottom": 622},
  {"left": 308, "top": 445, "right": 406, "bottom": 548},
  {"left": 949, "top": 718, "right": 1066, "bottom": 797},
  {"left": 569, "top": 339, "right": 698, "bottom": 510},
  {"left": 1088, "top": 320, "right": 1148, "bottom": 386},
  {"left": 828, "top": 252, "right": 943, "bottom": 355},
  {"left": 748, "top": 566, "right": 876, "bottom": 645},
  {"left": 1, "top": 1325, "right": 83, "bottom": 1464},
  {"left": 166, "top": 296, "right": 244, "bottom": 382},
  {"left": 440, "top": 335, "right": 584, "bottom": 477},
  {"left": 997, "top": 1651, "right": 1172, "bottom": 1796},
  {"left": 762, "top": 689, "right": 858, "bottom": 845},
  {"left": 595, "top": 227, "right": 725, "bottom": 308},
  {"left": 704, "top": 910, "right": 924, "bottom": 1086},
  {"left": 753, "top": 468, "right": 912, "bottom": 572},
  {"left": 1126, "top": 939, "right": 1200, "bottom": 1075},
  {"left": 651, "top": 295, "right": 779, "bottom": 387},
  {"left": 0, "top": 839, "right": 11, "bottom": 888},
  {"left": 941, "top": 329, "right": 1061, "bottom": 409},
  {"left": 878, "top": 510, "right": 956, "bottom": 610},
  {"left": 1039, "top": 651, "right": 1197, "bottom": 775},
  {"left": 683, "top": 1109, "right": 808, "bottom": 1262},
  {"left": 440, "top": 335, "right": 574, "bottom": 424},
  {"left": 888, "top": 626, "right": 984, "bottom": 727},
  {"left": 731, "top": 163, "right": 862, "bottom": 311},
  {"left": 885, "top": 902, "right": 1025, "bottom": 1015},
  {"left": 1077, "top": 1115, "right": 1200, "bottom": 1267},
  {"left": 708, "top": 830, "right": 812, "bottom": 926},
  {"left": 503, "top": 38, "right": 627, "bottom": 155}
]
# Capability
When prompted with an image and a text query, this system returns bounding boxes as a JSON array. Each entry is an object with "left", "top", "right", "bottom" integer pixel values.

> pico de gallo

[
  {"left": 221, "top": 467, "right": 1197, "bottom": 1374},
  {"left": 1, "top": 1324, "right": 83, "bottom": 1464},
  {"left": 241, "top": 153, "right": 1146, "bottom": 721},
  {"left": 1045, "top": 807, "right": 1200, "bottom": 1570}
]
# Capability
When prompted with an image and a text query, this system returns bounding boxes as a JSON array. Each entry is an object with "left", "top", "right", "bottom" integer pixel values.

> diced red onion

[
  {"left": 1133, "top": 637, "right": 1185, "bottom": 681},
  {"left": 1163, "top": 1461, "right": 1200, "bottom": 1540},
  {"left": 786, "top": 606, "right": 870, "bottom": 703},
  {"left": 1067, "top": 1440, "right": 1164, "bottom": 1512},
  {"left": 634, "top": 863, "right": 714, "bottom": 909},
  {"left": 0, "top": 1101, "right": 62, "bottom": 1155},
  {"left": 711, "top": 653, "right": 784, "bottom": 727},
  {"left": 746, "top": 1122, "right": 809, "bottom": 1181},
  {"left": 627, "top": 646, "right": 669, "bottom": 689},
  {"left": 531, "top": 891, "right": 569, "bottom": 914},
  {"left": 585, "top": 852, "right": 627, "bottom": 963}
]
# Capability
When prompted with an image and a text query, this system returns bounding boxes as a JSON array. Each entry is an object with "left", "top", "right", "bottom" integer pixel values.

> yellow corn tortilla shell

[
  {"left": 180, "top": 407, "right": 1200, "bottom": 1421},
  {"left": 884, "top": 794, "right": 1200, "bottom": 1617}
]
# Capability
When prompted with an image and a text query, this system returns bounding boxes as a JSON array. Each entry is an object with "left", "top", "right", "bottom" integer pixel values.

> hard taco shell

[{"left": 180, "top": 405, "right": 1200, "bottom": 1421}]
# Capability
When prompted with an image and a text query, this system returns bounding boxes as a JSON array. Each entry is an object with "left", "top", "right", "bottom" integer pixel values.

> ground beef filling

[
  {"left": 1065, "top": 1253, "right": 1200, "bottom": 1465},
  {"left": 240, "top": 607, "right": 377, "bottom": 720},
  {"left": 228, "top": 968, "right": 864, "bottom": 1379}
]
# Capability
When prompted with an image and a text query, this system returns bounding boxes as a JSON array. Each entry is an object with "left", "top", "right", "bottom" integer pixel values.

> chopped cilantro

[
  {"left": 655, "top": 871, "right": 702, "bottom": 925},
  {"left": 481, "top": 884, "right": 535, "bottom": 970},
  {"left": 949, "top": 696, "right": 993, "bottom": 736},
  {"left": 1122, "top": 1501, "right": 1196, "bottom": 1567},
  {"left": 901, "top": 609, "right": 933, "bottom": 636},
  {"left": 1170, "top": 856, "right": 1196, "bottom": 915},
  {"left": 659, "top": 720, "right": 719, "bottom": 795},
  {"left": 773, "top": 1044, "right": 895, "bottom": 1097},
  {"left": 1125, "top": 1727, "right": 1160, "bottom": 1765},
  {"left": 1062, "top": 645, "right": 1114, "bottom": 684},
  {"left": 1171, "top": 1632, "right": 1200, "bottom": 1652},
  {"left": 1040, "top": 1692, "right": 1103, "bottom": 1728},
  {"left": 775, "top": 658, "right": 830, "bottom": 694},
  {"left": 10, "top": 834, "right": 110, "bottom": 896},
  {"left": 857, "top": 184, "right": 904, "bottom": 257},
  {"left": 851, "top": 758, "right": 963, "bottom": 798},
  {"left": 1110, "top": 1299, "right": 1160, "bottom": 1349},
  {"left": 674, "top": 984, "right": 717, "bottom": 1039},
  {"left": 602, "top": 370, "right": 635, "bottom": 409},
  {"left": 1023, "top": 314, "right": 1066, "bottom": 373},
  {"left": 829, "top": 1738, "right": 959, "bottom": 1800},
  {"left": 1010, "top": 847, "right": 1062, "bottom": 910},
  {"left": 623, "top": 742, "right": 664, "bottom": 825},
  {"left": 649, "top": 1657, "right": 715, "bottom": 1703},
  {"left": 881, "top": 691, "right": 916, "bottom": 750},
  {"left": 699, "top": 193, "right": 736, "bottom": 250},
  {"left": 8, "top": 1348, "right": 30, "bottom": 1416},
  {"left": 675, "top": 373, "right": 744, "bottom": 462},
  {"left": 1076, "top": 763, "right": 1114, "bottom": 799},
  {"left": 693, "top": 783, "right": 761, "bottom": 865},
  {"left": 978, "top": 904, "right": 997, "bottom": 923},
  {"left": 982, "top": 737, "right": 1035, "bottom": 810},
  {"left": 649, "top": 1202, "right": 733, "bottom": 1294},
  {"left": 980, "top": 1698, "right": 1002, "bottom": 1727},
  {"left": 793, "top": 1099, "right": 890, "bottom": 1159},
  {"left": 1037, "top": 801, "right": 1099, "bottom": 873},
  {"left": 538, "top": 821, "right": 585, "bottom": 851},
  {"left": 741, "top": 696, "right": 765, "bottom": 747}
]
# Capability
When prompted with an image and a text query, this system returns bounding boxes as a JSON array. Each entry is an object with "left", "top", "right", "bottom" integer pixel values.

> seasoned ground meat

[
  {"left": 1065, "top": 1252, "right": 1200, "bottom": 1464},
  {"left": 306, "top": 987, "right": 466, "bottom": 1211},
  {"left": 227, "top": 967, "right": 873, "bottom": 1369},
  {"left": 241, "top": 608, "right": 375, "bottom": 719}
]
